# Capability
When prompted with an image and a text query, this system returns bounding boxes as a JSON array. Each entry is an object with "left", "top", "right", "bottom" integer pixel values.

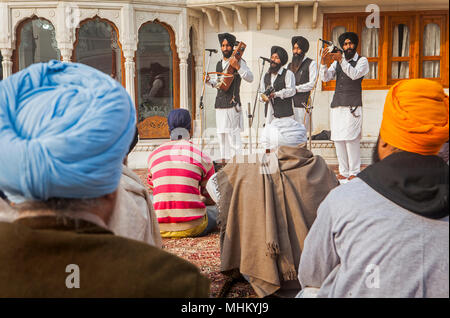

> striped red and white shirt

[{"left": 147, "top": 140, "right": 215, "bottom": 227}]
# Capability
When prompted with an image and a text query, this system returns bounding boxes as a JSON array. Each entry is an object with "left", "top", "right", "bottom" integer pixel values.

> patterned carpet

[
  {"left": 134, "top": 164, "right": 365, "bottom": 298},
  {"left": 134, "top": 168, "right": 258, "bottom": 298}
]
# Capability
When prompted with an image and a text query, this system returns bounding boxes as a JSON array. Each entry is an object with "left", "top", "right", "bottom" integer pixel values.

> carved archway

[
  {"left": 135, "top": 20, "right": 180, "bottom": 139},
  {"left": 72, "top": 16, "right": 125, "bottom": 87},
  {"left": 12, "top": 16, "right": 61, "bottom": 73}
]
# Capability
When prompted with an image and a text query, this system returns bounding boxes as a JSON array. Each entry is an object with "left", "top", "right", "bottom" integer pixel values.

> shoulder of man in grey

[{"left": 299, "top": 178, "right": 449, "bottom": 298}]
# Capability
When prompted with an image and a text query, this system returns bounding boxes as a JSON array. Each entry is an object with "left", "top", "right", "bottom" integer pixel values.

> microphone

[
  {"left": 205, "top": 49, "right": 218, "bottom": 53},
  {"left": 259, "top": 56, "right": 271, "bottom": 63},
  {"left": 319, "top": 39, "right": 343, "bottom": 53},
  {"left": 319, "top": 38, "right": 333, "bottom": 46}
]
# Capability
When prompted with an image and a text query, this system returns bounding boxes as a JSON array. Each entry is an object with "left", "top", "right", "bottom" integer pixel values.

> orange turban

[{"left": 380, "top": 79, "right": 449, "bottom": 156}]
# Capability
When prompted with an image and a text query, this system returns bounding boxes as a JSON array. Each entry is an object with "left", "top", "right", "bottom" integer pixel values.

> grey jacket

[{"left": 298, "top": 178, "right": 449, "bottom": 298}]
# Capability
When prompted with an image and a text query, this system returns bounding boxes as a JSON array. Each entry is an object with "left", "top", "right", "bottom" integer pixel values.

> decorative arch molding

[
  {"left": 11, "top": 8, "right": 58, "bottom": 44},
  {"left": 134, "top": 19, "right": 180, "bottom": 139},
  {"left": 72, "top": 16, "right": 125, "bottom": 87},
  {"left": 135, "top": 10, "right": 181, "bottom": 57},
  {"left": 12, "top": 16, "right": 60, "bottom": 73},
  {"left": 73, "top": 8, "right": 122, "bottom": 42},
  {"left": 188, "top": 15, "right": 202, "bottom": 59}
]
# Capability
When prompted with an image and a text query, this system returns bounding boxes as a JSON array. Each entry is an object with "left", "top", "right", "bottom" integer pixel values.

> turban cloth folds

[
  {"left": 261, "top": 117, "right": 307, "bottom": 149},
  {"left": 271, "top": 46, "right": 289, "bottom": 66},
  {"left": 168, "top": 108, "right": 191, "bottom": 132},
  {"left": 291, "top": 36, "right": 310, "bottom": 53},
  {"left": 0, "top": 60, "right": 136, "bottom": 203},
  {"left": 338, "top": 32, "right": 359, "bottom": 49},
  {"left": 380, "top": 79, "right": 449, "bottom": 156},
  {"left": 218, "top": 33, "right": 236, "bottom": 47}
]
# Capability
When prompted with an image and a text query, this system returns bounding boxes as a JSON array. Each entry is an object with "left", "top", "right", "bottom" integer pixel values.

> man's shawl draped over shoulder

[
  {"left": 0, "top": 61, "right": 136, "bottom": 203},
  {"left": 217, "top": 145, "right": 339, "bottom": 297}
]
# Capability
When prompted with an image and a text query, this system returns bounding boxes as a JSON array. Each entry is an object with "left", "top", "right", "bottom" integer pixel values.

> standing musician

[
  {"left": 320, "top": 32, "right": 369, "bottom": 183},
  {"left": 259, "top": 46, "right": 296, "bottom": 125},
  {"left": 287, "top": 36, "right": 318, "bottom": 133},
  {"left": 207, "top": 33, "right": 253, "bottom": 160}
]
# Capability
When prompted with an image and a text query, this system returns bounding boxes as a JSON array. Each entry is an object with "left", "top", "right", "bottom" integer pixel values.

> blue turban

[
  {"left": 167, "top": 109, "right": 191, "bottom": 132},
  {"left": 0, "top": 60, "right": 136, "bottom": 203}
]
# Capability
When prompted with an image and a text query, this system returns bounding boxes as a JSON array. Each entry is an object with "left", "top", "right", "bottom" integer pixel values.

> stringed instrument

[{"left": 217, "top": 41, "right": 246, "bottom": 92}]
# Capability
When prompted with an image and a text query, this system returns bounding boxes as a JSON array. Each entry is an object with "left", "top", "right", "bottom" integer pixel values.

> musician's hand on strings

[
  {"left": 268, "top": 92, "right": 276, "bottom": 99},
  {"left": 321, "top": 47, "right": 331, "bottom": 65},
  {"left": 229, "top": 56, "right": 240, "bottom": 70},
  {"left": 332, "top": 51, "right": 343, "bottom": 63},
  {"left": 205, "top": 74, "right": 210, "bottom": 82}
]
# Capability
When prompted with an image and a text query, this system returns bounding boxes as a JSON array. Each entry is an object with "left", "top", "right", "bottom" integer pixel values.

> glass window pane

[
  {"left": 332, "top": 26, "right": 346, "bottom": 49},
  {"left": 392, "top": 24, "right": 409, "bottom": 57},
  {"left": 18, "top": 19, "right": 61, "bottom": 71},
  {"left": 365, "top": 62, "right": 378, "bottom": 79},
  {"left": 136, "top": 22, "right": 173, "bottom": 125},
  {"left": 423, "top": 23, "right": 440, "bottom": 56},
  {"left": 392, "top": 61, "right": 409, "bottom": 79},
  {"left": 423, "top": 61, "right": 440, "bottom": 78},
  {"left": 361, "top": 27, "right": 378, "bottom": 57},
  {"left": 74, "top": 18, "right": 122, "bottom": 82}
]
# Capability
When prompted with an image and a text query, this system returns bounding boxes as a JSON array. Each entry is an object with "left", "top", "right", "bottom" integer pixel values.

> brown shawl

[{"left": 217, "top": 145, "right": 339, "bottom": 297}]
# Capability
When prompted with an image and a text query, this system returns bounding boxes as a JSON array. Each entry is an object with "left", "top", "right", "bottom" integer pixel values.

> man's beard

[
  {"left": 269, "top": 61, "right": 282, "bottom": 74},
  {"left": 372, "top": 136, "right": 381, "bottom": 164},
  {"left": 222, "top": 50, "right": 232, "bottom": 59},
  {"left": 344, "top": 48, "right": 356, "bottom": 60},
  {"left": 291, "top": 52, "right": 305, "bottom": 73}
]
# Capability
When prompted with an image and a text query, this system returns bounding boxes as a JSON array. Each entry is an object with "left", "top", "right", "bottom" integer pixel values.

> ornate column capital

[{"left": 1, "top": 48, "right": 13, "bottom": 79}]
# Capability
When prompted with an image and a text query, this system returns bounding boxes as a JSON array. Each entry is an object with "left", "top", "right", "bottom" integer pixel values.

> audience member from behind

[
  {"left": 109, "top": 127, "right": 162, "bottom": 247},
  {"left": 212, "top": 117, "right": 339, "bottom": 297},
  {"left": 298, "top": 79, "right": 449, "bottom": 298},
  {"left": 147, "top": 109, "right": 217, "bottom": 238},
  {"left": 0, "top": 61, "right": 209, "bottom": 297}
]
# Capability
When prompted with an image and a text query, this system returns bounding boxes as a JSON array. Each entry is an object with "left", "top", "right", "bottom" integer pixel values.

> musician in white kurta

[
  {"left": 320, "top": 32, "right": 369, "bottom": 181},
  {"left": 207, "top": 33, "right": 254, "bottom": 160}
]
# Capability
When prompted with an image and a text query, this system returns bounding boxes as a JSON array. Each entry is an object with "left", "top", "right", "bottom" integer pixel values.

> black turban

[
  {"left": 271, "top": 46, "right": 288, "bottom": 66},
  {"left": 291, "top": 36, "right": 309, "bottom": 53},
  {"left": 338, "top": 32, "right": 359, "bottom": 49},
  {"left": 218, "top": 33, "right": 236, "bottom": 47}
]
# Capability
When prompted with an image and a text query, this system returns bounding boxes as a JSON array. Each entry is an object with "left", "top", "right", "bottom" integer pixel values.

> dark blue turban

[{"left": 168, "top": 109, "right": 191, "bottom": 132}]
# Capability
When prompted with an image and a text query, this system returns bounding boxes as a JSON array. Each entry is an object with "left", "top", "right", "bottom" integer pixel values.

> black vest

[
  {"left": 214, "top": 60, "right": 242, "bottom": 109},
  {"left": 287, "top": 57, "right": 313, "bottom": 108},
  {"left": 264, "top": 68, "right": 294, "bottom": 118},
  {"left": 331, "top": 55, "right": 364, "bottom": 107}
]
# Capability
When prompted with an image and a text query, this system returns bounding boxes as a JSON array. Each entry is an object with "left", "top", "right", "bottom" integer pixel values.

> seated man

[
  {"left": 147, "top": 109, "right": 217, "bottom": 238},
  {"left": 298, "top": 79, "right": 449, "bottom": 298},
  {"left": 109, "top": 128, "right": 162, "bottom": 247},
  {"left": 0, "top": 61, "right": 209, "bottom": 297},
  {"left": 212, "top": 118, "right": 339, "bottom": 297}
]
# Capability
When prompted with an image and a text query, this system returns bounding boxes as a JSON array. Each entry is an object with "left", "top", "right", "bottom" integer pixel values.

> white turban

[{"left": 261, "top": 117, "right": 307, "bottom": 149}]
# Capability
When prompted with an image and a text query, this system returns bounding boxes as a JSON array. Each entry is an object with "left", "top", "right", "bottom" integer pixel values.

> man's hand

[
  {"left": 321, "top": 47, "right": 331, "bottom": 65},
  {"left": 331, "top": 51, "right": 343, "bottom": 63},
  {"left": 268, "top": 92, "right": 276, "bottom": 99},
  {"left": 229, "top": 56, "right": 240, "bottom": 70}
]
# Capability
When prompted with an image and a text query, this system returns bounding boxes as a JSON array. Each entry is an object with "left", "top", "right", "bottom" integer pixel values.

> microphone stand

[
  {"left": 250, "top": 58, "right": 268, "bottom": 128},
  {"left": 250, "top": 58, "right": 268, "bottom": 157},
  {"left": 199, "top": 50, "right": 214, "bottom": 151}
]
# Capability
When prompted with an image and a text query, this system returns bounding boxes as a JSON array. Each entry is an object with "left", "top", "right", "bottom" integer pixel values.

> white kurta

[
  {"left": 208, "top": 58, "right": 254, "bottom": 159},
  {"left": 259, "top": 67, "right": 296, "bottom": 125},
  {"left": 293, "top": 57, "right": 318, "bottom": 133},
  {"left": 320, "top": 53, "right": 369, "bottom": 141},
  {"left": 208, "top": 58, "right": 253, "bottom": 133}
]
